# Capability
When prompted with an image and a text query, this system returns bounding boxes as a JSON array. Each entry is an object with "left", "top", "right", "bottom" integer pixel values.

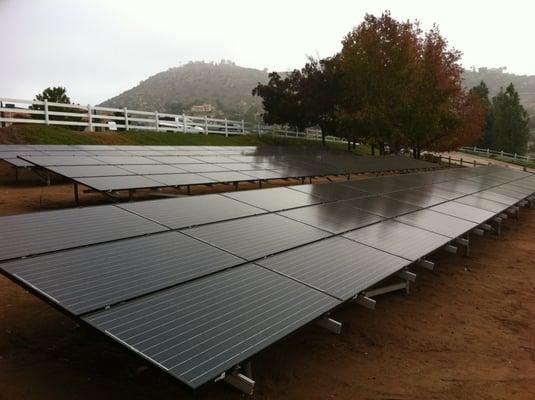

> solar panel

[
  {"left": 46, "top": 165, "right": 134, "bottom": 178},
  {"left": 238, "top": 170, "right": 285, "bottom": 180},
  {"left": 75, "top": 175, "right": 165, "bottom": 191},
  {"left": 472, "top": 190, "right": 519, "bottom": 206},
  {"left": 341, "top": 196, "right": 421, "bottom": 218},
  {"left": 343, "top": 220, "right": 451, "bottom": 261},
  {"left": 90, "top": 156, "right": 159, "bottom": 165},
  {"left": 383, "top": 189, "right": 447, "bottom": 208},
  {"left": 146, "top": 173, "right": 216, "bottom": 186},
  {"left": 430, "top": 202, "right": 495, "bottom": 223},
  {"left": 288, "top": 182, "right": 369, "bottom": 201},
  {"left": 198, "top": 171, "right": 258, "bottom": 182},
  {"left": 184, "top": 214, "right": 330, "bottom": 260},
  {"left": 222, "top": 187, "right": 322, "bottom": 211},
  {"left": 21, "top": 155, "right": 103, "bottom": 166},
  {"left": 414, "top": 186, "right": 464, "bottom": 200},
  {"left": 83, "top": 263, "right": 340, "bottom": 389},
  {"left": 278, "top": 202, "right": 383, "bottom": 233},
  {"left": 119, "top": 164, "right": 186, "bottom": 175},
  {"left": 257, "top": 236, "right": 410, "bottom": 300},
  {"left": 1, "top": 231, "right": 243, "bottom": 315},
  {"left": 341, "top": 177, "right": 410, "bottom": 194},
  {"left": 0, "top": 206, "right": 166, "bottom": 262},
  {"left": 395, "top": 209, "right": 477, "bottom": 238},
  {"left": 487, "top": 186, "right": 530, "bottom": 200},
  {"left": 119, "top": 194, "right": 265, "bottom": 229},
  {"left": 178, "top": 164, "right": 230, "bottom": 173},
  {"left": 454, "top": 195, "right": 510, "bottom": 213},
  {"left": 147, "top": 156, "right": 199, "bottom": 164}
]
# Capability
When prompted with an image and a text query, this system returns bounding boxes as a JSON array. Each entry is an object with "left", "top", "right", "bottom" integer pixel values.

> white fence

[
  {"left": 460, "top": 146, "right": 531, "bottom": 163},
  {"left": 0, "top": 97, "right": 345, "bottom": 144}
]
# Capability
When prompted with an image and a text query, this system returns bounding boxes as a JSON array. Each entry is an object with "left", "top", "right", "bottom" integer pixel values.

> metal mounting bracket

[
  {"left": 315, "top": 314, "right": 342, "bottom": 334},
  {"left": 442, "top": 244, "right": 458, "bottom": 254},
  {"left": 219, "top": 363, "right": 255, "bottom": 395},
  {"left": 417, "top": 258, "right": 435, "bottom": 271},
  {"left": 354, "top": 294, "right": 376, "bottom": 310}
]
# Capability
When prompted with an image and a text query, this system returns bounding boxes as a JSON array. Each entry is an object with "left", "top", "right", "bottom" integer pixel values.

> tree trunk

[
  {"left": 379, "top": 142, "right": 385, "bottom": 155},
  {"left": 352, "top": 141, "right": 356, "bottom": 150},
  {"left": 347, "top": 139, "right": 351, "bottom": 151},
  {"left": 371, "top": 144, "right": 376, "bottom": 156},
  {"left": 321, "top": 132, "right": 326, "bottom": 147}
]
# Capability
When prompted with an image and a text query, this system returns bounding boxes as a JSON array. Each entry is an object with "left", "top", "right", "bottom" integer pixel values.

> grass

[{"left": 0, "top": 124, "right": 371, "bottom": 155}]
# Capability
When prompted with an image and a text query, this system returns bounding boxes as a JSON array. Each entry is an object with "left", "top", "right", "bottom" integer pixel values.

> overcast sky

[{"left": 1, "top": 0, "right": 533, "bottom": 105}]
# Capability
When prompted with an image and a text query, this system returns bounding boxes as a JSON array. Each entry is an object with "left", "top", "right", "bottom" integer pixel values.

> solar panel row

[
  {"left": 1, "top": 144, "right": 436, "bottom": 191},
  {"left": 1, "top": 164, "right": 533, "bottom": 390}
]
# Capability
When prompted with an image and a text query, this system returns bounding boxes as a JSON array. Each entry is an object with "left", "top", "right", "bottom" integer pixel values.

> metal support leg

[
  {"left": 315, "top": 314, "right": 342, "bottom": 334},
  {"left": 46, "top": 171, "right": 51, "bottom": 185},
  {"left": 354, "top": 294, "right": 376, "bottom": 310},
  {"left": 15, "top": 167, "right": 19, "bottom": 183},
  {"left": 442, "top": 244, "right": 458, "bottom": 254},
  {"left": 456, "top": 235, "right": 470, "bottom": 256},
  {"left": 417, "top": 258, "right": 435, "bottom": 271},
  {"left": 492, "top": 217, "right": 502, "bottom": 237},
  {"left": 219, "top": 363, "right": 255, "bottom": 395},
  {"left": 74, "top": 182, "right": 79, "bottom": 206}
]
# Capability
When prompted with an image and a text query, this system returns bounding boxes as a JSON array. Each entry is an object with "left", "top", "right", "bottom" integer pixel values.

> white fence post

[
  {"left": 87, "top": 104, "right": 93, "bottom": 131},
  {"left": 241, "top": 119, "right": 245, "bottom": 135},
  {"left": 204, "top": 115, "right": 208, "bottom": 134},
  {"left": 182, "top": 113, "right": 186, "bottom": 133},
  {"left": 284, "top": 126, "right": 288, "bottom": 137},
  {"left": 44, "top": 100, "right": 49, "bottom": 125},
  {"left": 154, "top": 111, "right": 159, "bottom": 132},
  {"left": 124, "top": 107, "right": 129, "bottom": 131},
  {"left": 225, "top": 118, "right": 228, "bottom": 137}
]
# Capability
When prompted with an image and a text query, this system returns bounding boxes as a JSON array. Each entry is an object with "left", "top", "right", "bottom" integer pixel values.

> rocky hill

[
  {"left": 99, "top": 61, "right": 269, "bottom": 122},
  {"left": 100, "top": 62, "right": 535, "bottom": 121}
]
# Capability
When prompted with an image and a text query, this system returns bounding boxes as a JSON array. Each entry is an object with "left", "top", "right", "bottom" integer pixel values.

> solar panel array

[
  {"left": 1, "top": 164, "right": 534, "bottom": 390},
  {"left": 0, "top": 144, "right": 435, "bottom": 191}
]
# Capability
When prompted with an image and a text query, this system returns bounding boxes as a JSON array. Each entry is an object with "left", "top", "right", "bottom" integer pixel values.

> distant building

[{"left": 190, "top": 103, "right": 215, "bottom": 113}]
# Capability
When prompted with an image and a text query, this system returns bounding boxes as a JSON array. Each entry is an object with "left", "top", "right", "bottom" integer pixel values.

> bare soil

[{"left": 1, "top": 168, "right": 535, "bottom": 399}]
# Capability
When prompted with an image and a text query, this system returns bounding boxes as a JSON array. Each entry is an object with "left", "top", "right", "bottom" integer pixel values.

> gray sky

[{"left": 1, "top": 0, "right": 533, "bottom": 105}]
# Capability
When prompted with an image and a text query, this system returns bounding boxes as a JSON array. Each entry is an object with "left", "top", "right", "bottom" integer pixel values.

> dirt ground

[{"left": 1, "top": 168, "right": 535, "bottom": 400}]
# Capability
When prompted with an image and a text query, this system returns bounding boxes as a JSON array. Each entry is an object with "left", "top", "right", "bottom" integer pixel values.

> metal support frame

[
  {"left": 363, "top": 281, "right": 410, "bottom": 297},
  {"left": 218, "top": 363, "right": 255, "bottom": 395},
  {"left": 442, "top": 244, "right": 458, "bottom": 254},
  {"left": 417, "top": 258, "right": 435, "bottom": 271},
  {"left": 354, "top": 294, "right": 376, "bottom": 310},
  {"left": 315, "top": 313, "right": 342, "bottom": 334},
  {"left": 456, "top": 234, "right": 470, "bottom": 256},
  {"left": 492, "top": 216, "right": 503, "bottom": 237}
]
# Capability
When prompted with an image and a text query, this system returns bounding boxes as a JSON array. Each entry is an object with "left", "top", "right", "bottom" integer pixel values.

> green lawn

[{"left": 0, "top": 124, "right": 370, "bottom": 154}]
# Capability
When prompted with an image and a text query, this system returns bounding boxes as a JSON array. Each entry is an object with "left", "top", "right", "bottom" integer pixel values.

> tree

[
  {"left": 30, "top": 87, "right": 83, "bottom": 129},
  {"left": 470, "top": 81, "right": 492, "bottom": 148},
  {"left": 252, "top": 71, "right": 307, "bottom": 131},
  {"left": 338, "top": 12, "right": 420, "bottom": 154},
  {"left": 252, "top": 57, "right": 343, "bottom": 146},
  {"left": 338, "top": 13, "right": 483, "bottom": 157},
  {"left": 490, "top": 83, "right": 530, "bottom": 154},
  {"left": 34, "top": 86, "right": 71, "bottom": 104}
]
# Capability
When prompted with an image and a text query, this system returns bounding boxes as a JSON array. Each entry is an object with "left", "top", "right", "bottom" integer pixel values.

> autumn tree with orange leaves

[
  {"left": 339, "top": 12, "right": 484, "bottom": 157},
  {"left": 253, "top": 12, "right": 484, "bottom": 157}
]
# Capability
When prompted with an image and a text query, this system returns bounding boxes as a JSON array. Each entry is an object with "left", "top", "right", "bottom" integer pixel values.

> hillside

[
  {"left": 99, "top": 61, "right": 269, "bottom": 122},
  {"left": 100, "top": 62, "right": 535, "bottom": 121},
  {"left": 463, "top": 67, "right": 535, "bottom": 111}
]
